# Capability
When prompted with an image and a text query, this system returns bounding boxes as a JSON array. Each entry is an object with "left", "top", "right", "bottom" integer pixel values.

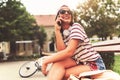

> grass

[{"left": 113, "top": 55, "right": 120, "bottom": 74}]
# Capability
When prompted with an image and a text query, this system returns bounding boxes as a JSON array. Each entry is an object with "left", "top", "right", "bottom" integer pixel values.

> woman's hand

[
  {"left": 55, "top": 16, "right": 63, "bottom": 31},
  {"left": 41, "top": 56, "right": 49, "bottom": 76},
  {"left": 41, "top": 62, "right": 48, "bottom": 76}
]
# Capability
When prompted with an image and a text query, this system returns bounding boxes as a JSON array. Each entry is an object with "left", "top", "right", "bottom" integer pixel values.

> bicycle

[{"left": 19, "top": 53, "right": 52, "bottom": 78}]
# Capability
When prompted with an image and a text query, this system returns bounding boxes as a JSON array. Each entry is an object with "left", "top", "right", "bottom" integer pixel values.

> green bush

[
  {"left": 113, "top": 55, "right": 120, "bottom": 74},
  {"left": 99, "top": 52, "right": 115, "bottom": 69}
]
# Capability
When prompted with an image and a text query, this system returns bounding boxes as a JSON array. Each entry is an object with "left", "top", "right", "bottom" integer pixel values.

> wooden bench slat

[
  {"left": 41, "top": 52, "right": 52, "bottom": 56},
  {"left": 93, "top": 39, "right": 120, "bottom": 52},
  {"left": 94, "top": 45, "right": 120, "bottom": 52},
  {"left": 93, "top": 39, "right": 120, "bottom": 47}
]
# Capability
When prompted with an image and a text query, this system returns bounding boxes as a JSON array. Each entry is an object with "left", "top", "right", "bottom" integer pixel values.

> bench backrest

[{"left": 92, "top": 39, "right": 120, "bottom": 52}]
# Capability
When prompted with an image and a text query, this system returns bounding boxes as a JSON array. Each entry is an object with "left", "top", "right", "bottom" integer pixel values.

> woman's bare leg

[
  {"left": 64, "top": 65, "right": 91, "bottom": 79},
  {"left": 47, "top": 58, "right": 76, "bottom": 80}
]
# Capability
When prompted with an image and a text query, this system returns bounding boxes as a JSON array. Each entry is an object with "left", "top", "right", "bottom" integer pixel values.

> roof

[{"left": 34, "top": 15, "right": 56, "bottom": 26}]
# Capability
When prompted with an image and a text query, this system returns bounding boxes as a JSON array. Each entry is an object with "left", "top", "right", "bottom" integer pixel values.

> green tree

[
  {"left": 34, "top": 26, "right": 47, "bottom": 48},
  {"left": 116, "top": 1, "right": 120, "bottom": 37},
  {"left": 0, "top": 0, "right": 46, "bottom": 54},
  {"left": 74, "top": 0, "right": 120, "bottom": 70},
  {"left": 76, "top": 0, "right": 119, "bottom": 40}
]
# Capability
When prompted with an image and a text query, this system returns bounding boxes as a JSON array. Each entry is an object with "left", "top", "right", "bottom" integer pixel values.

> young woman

[{"left": 41, "top": 5, "right": 106, "bottom": 80}]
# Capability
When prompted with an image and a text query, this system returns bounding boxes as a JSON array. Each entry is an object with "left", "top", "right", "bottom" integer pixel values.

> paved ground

[
  {"left": 0, "top": 53, "right": 119, "bottom": 80},
  {"left": 0, "top": 61, "right": 46, "bottom": 80}
]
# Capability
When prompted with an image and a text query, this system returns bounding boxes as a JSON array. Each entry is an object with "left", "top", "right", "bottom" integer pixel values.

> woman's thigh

[
  {"left": 47, "top": 58, "right": 77, "bottom": 80},
  {"left": 65, "top": 65, "right": 91, "bottom": 78},
  {"left": 52, "top": 57, "right": 77, "bottom": 68}
]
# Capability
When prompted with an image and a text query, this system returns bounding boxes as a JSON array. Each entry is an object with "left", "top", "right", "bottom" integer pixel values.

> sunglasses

[{"left": 59, "top": 10, "right": 71, "bottom": 14}]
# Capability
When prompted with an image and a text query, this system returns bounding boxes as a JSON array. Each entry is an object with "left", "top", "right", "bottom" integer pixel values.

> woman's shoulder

[
  {"left": 71, "top": 22, "right": 84, "bottom": 30},
  {"left": 72, "top": 22, "right": 81, "bottom": 26}
]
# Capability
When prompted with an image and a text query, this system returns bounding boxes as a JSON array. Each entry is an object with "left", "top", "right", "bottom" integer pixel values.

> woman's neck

[{"left": 63, "top": 23, "right": 70, "bottom": 30}]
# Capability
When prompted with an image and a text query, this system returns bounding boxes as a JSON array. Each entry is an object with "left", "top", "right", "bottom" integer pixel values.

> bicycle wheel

[{"left": 19, "top": 61, "right": 38, "bottom": 78}]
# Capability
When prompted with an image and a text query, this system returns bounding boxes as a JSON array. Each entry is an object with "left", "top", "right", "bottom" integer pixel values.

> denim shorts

[
  {"left": 95, "top": 57, "right": 106, "bottom": 70},
  {"left": 84, "top": 57, "right": 106, "bottom": 70},
  {"left": 76, "top": 57, "right": 106, "bottom": 70}
]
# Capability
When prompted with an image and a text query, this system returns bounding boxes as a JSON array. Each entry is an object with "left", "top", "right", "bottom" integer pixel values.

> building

[
  {"left": 34, "top": 15, "right": 56, "bottom": 52},
  {"left": 15, "top": 40, "right": 33, "bottom": 56},
  {"left": 0, "top": 15, "right": 56, "bottom": 59},
  {"left": 0, "top": 42, "right": 10, "bottom": 60}
]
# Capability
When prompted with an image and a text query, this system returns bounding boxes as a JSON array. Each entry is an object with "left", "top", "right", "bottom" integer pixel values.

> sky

[{"left": 21, "top": 0, "right": 87, "bottom": 15}]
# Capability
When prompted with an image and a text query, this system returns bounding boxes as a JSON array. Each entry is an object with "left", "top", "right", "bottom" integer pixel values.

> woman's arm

[
  {"left": 42, "top": 39, "right": 79, "bottom": 75},
  {"left": 55, "top": 30, "right": 66, "bottom": 51},
  {"left": 45, "top": 39, "right": 79, "bottom": 64},
  {"left": 54, "top": 14, "right": 66, "bottom": 51}
]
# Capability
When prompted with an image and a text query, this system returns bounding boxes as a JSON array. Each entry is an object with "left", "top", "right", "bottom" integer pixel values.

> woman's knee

[
  {"left": 49, "top": 62, "right": 66, "bottom": 74},
  {"left": 52, "top": 62, "right": 65, "bottom": 69},
  {"left": 47, "top": 62, "right": 66, "bottom": 80}
]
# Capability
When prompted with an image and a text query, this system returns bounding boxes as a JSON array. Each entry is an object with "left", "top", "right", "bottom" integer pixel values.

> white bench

[
  {"left": 93, "top": 39, "right": 120, "bottom": 52},
  {"left": 69, "top": 39, "right": 120, "bottom": 80}
]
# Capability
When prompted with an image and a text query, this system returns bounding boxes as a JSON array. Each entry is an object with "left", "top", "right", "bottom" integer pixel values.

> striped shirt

[{"left": 63, "top": 23, "right": 100, "bottom": 62}]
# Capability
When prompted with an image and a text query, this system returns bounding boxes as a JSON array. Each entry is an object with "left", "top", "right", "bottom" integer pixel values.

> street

[{"left": 0, "top": 61, "right": 46, "bottom": 80}]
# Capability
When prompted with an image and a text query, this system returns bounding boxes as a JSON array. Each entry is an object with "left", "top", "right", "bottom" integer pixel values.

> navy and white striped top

[{"left": 63, "top": 23, "right": 100, "bottom": 62}]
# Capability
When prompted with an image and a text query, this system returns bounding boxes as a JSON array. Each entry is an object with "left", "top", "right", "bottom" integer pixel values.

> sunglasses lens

[
  {"left": 67, "top": 11, "right": 71, "bottom": 14},
  {"left": 59, "top": 10, "right": 65, "bottom": 14},
  {"left": 59, "top": 10, "right": 71, "bottom": 14}
]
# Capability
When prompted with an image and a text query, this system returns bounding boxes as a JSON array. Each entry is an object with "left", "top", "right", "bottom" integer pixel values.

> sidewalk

[{"left": 0, "top": 61, "right": 46, "bottom": 80}]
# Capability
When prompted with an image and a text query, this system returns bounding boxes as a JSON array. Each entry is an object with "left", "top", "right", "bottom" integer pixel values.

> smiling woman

[{"left": 21, "top": 0, "right": 87, "bottom": 15}]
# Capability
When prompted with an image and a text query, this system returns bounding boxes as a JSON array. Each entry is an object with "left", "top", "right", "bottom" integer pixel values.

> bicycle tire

[{"left": 19, "top": 61, "right": 38, "bottom": 78}]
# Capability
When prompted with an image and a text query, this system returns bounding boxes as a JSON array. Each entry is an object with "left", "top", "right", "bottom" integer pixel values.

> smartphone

[{"left": 57, "top": 20, "right": 63, "bottom": 26}]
